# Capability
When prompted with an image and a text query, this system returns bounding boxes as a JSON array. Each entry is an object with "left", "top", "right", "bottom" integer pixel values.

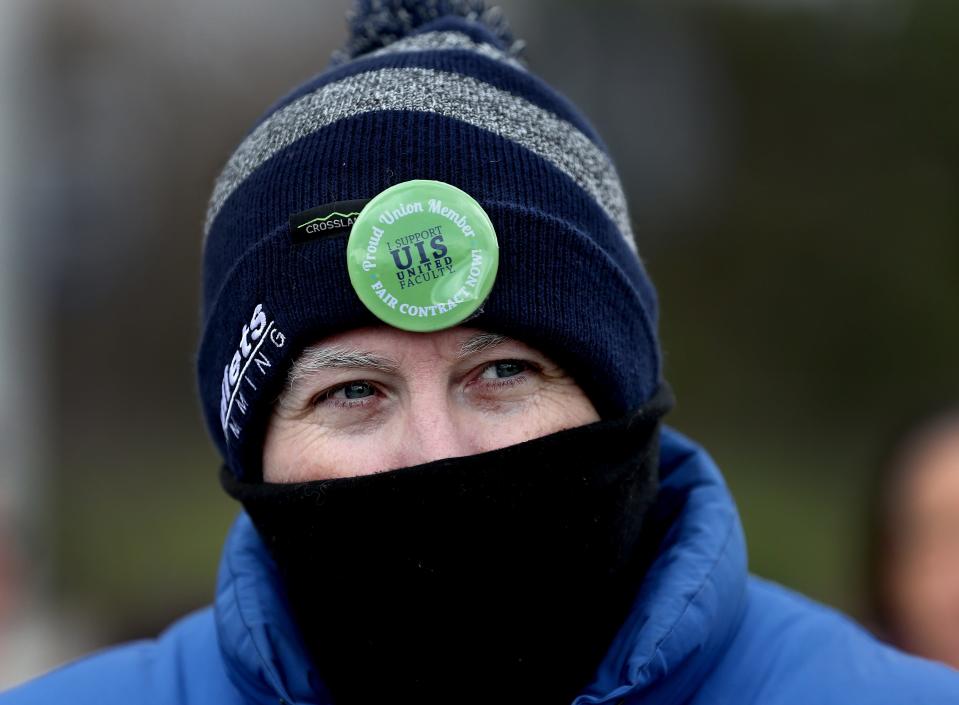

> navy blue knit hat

[{"left": 198, "top": 0, "right": 663, "bottom": 480}]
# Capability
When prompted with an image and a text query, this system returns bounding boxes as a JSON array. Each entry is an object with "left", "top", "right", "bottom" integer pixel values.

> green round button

[{"left": 346, "top": 179, "right": 499, "bottom": 332}]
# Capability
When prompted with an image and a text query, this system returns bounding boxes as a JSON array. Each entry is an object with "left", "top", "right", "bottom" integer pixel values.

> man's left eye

[
  {"left": 479, "top": 360, "right": 528, "bottom": 380},
  {"left": 337, "top": 381, "right": 376, "bottom": 399}
]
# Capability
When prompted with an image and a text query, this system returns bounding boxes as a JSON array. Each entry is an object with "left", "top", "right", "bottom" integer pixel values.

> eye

[
  {"left": 478, "top": 360, "right": 529, "bottom": 380},
  {"left": 309, "top": 379, "right": 384, "bottom": 415},
  {"left": 333, "top": 381, "right": 376, "bottom": 400}
]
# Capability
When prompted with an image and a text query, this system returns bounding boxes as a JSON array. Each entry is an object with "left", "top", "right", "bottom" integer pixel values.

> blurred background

[{"left": 1, "top": 0, "right": 957, "bottom": 687}]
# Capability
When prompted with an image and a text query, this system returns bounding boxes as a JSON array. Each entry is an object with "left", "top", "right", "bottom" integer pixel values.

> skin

[
  {"left": 885, "top": 425, "right": 959, "bottom": 668},
  {"left": 262, "top": 325, "right": 599, "bottom": 482}
]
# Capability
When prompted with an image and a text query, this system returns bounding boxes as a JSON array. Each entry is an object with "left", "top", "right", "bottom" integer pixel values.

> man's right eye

[{"left": 311, "top": 381, "right": 379, "bottom": 408}]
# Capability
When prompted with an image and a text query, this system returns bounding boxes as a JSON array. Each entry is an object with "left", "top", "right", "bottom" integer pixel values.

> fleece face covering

[{"left": 221, "top": 383, "right": 673, "bottom": 705}]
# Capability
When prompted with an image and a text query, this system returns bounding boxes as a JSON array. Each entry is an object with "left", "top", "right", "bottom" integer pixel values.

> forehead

[
  {"left": 287, "top": 326, "right": 547, "bottom": 382},
  {"left": 314, "top": 324, "right": 489, "bottom": 352},
  {"left": 299, "top": 325, "right": 529, "bottom": 362}
]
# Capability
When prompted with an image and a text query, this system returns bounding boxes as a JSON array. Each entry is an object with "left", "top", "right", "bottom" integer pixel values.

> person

[
  {"left": 866, "top": 400, "right": 959, "bottom": 669},
  {"left": 3, "top": 1, "right": 959, "bottom": 703}
]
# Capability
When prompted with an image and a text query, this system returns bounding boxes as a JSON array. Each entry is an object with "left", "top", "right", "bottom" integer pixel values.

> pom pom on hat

[{"left": 332, "top": 0, "right": 525, "bottom": 64}]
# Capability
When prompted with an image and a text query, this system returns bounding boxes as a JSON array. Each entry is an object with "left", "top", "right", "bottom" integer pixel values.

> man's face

[{"left": 262, "top": 326, "right": 599, "bottom": 482}]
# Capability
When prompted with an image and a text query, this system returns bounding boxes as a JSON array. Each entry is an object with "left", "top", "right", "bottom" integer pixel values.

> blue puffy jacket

[{"left": 4, "top": 425, "right": 958, "bottom": 704}]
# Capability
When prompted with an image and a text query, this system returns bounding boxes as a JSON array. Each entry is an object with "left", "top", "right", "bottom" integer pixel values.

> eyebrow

[
  {"left": 457, "top": 332, "right": 511, "bottom": 358},
  {"left": 282, "top": 345, "right": 398, "bottom": 397},
  {"left": 280, "top": 333, "right": 514, "bottom": 404}
]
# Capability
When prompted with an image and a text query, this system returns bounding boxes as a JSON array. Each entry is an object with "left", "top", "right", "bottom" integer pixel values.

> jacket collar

[
  {"left": 214, "top": 424, "right": 748, "bottom": 705},
  {"left": 574, "top": 424, "right": 749, "bottom": 704},
  {"left": 214, "top": 511, "right": 322, "bottom": 704}
]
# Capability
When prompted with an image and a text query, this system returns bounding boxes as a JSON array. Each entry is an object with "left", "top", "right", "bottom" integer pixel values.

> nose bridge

[{"left": 399, "top": 380, "right": 473, "bottom": 465}]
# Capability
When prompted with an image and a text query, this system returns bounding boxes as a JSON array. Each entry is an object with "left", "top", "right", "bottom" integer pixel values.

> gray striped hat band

[{"left": 204, "top": 60, "right": 636, "bottom": 252}]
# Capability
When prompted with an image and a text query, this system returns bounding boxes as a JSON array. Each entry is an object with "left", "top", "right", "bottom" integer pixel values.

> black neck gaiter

[{"left": 222, "top": 383, "right": 674, "bottom": 705}]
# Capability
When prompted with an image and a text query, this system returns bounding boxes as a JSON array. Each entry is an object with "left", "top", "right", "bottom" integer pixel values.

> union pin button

[{"left": 346, "top": 180, "right": 499, "bottom": 332}]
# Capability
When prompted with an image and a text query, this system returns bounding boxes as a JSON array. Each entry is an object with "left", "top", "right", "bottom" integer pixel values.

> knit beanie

[{"left": 197, "top": 0, "right": 663, "bottom": 481}]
